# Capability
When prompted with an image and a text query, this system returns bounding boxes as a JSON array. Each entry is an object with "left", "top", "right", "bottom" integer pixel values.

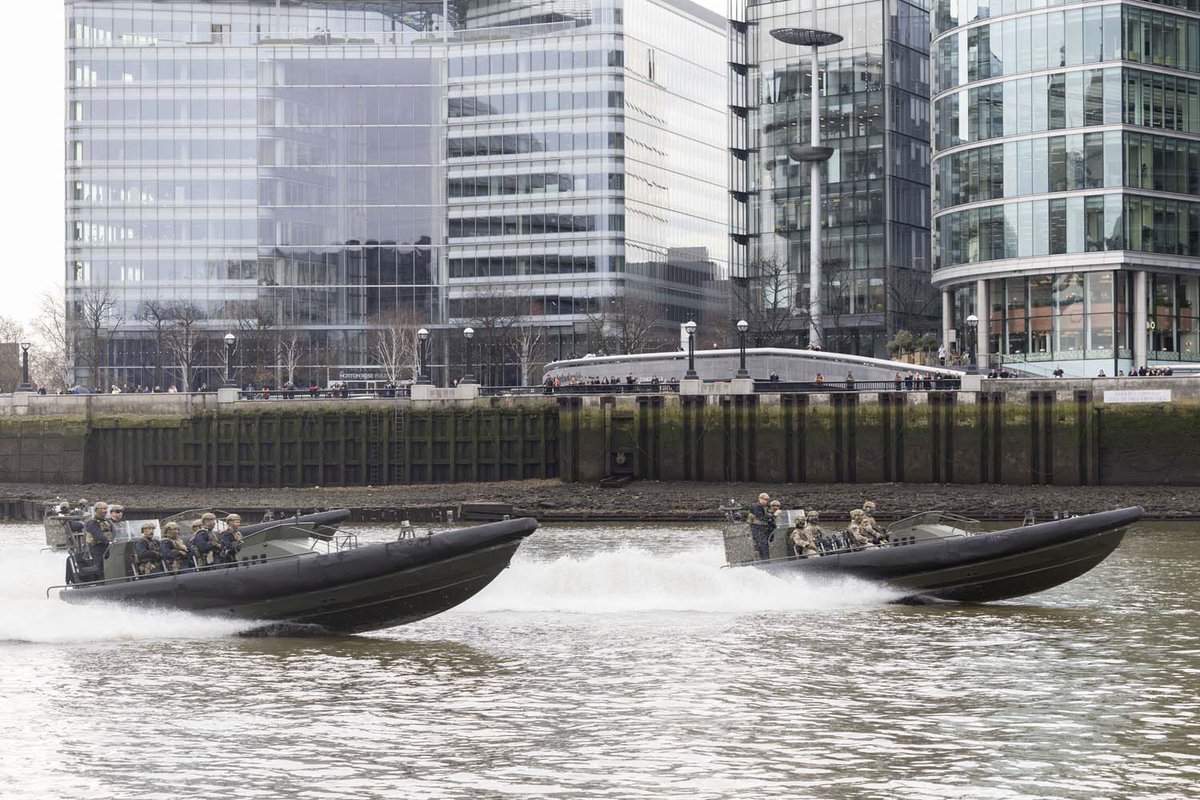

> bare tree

[
  {"left": 162, "top": 302, "right": 207, "bottom": 390},
  {"left": 235, "top": 298, "right": 278, "bottom": 387},
  {"left": 731, "top": 256, "right": 795, "bottom": 347},
  {"left": 368, "top": 311, "right": 422, "bottom": 384},
  {"left": 140, "top": 300, "right": 178, "bottom": 389},
  {"left": 73, "top": 285, "right": 122, "bottom": 389},
  {"left": 886, "top": 267, "right": 940, "bottom": 336},
  {"left": 583, "top": 291, "right": 673, "bottom": 355},
  {"left": 510, "top": 323, "right": 547, "bottom": 385},
  {"left": 30, "top": 289, "right": 71, "bottom": 389},
  {"left": 278, "top": 331, "right": 309, "bottom": 387}
]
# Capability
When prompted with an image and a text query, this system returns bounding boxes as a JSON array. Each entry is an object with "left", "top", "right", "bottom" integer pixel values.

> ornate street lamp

[
  {"left": 223, "top": 332, "right": 237, "bottom": 387},
  {"left": 17, "top": 342, "right": 32, "bottom": 391},
  {"left": 417, "top": 328, "right": 431, "bottom": 385},
  {"left": 965, "top": 314, "right": 979, "bottom": 375},
  {"left": 684, "top": 320, "right": 698, "bottom": 380},
  {"left": 735, "top": 320, "right": 750, "bottom": 379},
  {"left": 771, "top": 26, "right": 842, "bottom": 351},
  {"left": 462, "top": 326, "right": 476, "bottom": 384}
]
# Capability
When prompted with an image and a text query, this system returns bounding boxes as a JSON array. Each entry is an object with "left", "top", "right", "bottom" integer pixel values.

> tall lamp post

[
  {"left": 684, "top": 320, "right": 699, "bottom": 379},
  {"left": 462, "top": 327, "right": 476, "bottom": 384},
  {"left": 222, "top": 332, "right": 237, "bottom": 387},
  {"left": 17, "top": 343, "right": 32, "bottom": 391},
  {"left": 736, "top": 320, "right": 750, "bottom": 379},
  {"left": 771, "top": 26, "right": 842, "bottom": 351},
  {"left": 965, "top": 314, "right": 979, "bottom": 375},
  {"left": 417, "top": 328, "right": 431, "bottom": 385}
]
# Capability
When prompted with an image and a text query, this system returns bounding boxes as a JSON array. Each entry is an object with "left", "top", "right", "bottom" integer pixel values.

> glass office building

[
  {"left": 730, "top": 0, "right": 936, "bottom": 357},
  {"left": 65, "top": 0, "right": 729, "bottom": 388},
  {"left": 932, "top": 0, "right": 1200, "bottom": 375}
]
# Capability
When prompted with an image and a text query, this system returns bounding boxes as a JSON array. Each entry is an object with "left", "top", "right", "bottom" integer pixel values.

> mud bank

[{"left": 0, "top": 480, "right": 1192, "bottom": 522}]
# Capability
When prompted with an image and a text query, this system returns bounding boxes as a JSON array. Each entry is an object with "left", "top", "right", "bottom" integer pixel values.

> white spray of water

[
  {"left": 462, "top": 545, "right": 901, "bottom": 614},
  {"left": 0, "top": 546, "right": 251, "bottom": 644}
]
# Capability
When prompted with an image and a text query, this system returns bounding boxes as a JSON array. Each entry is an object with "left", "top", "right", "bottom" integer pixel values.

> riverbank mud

[{"left": 0, "top": 480, "right": 1192, "bottom": 522}]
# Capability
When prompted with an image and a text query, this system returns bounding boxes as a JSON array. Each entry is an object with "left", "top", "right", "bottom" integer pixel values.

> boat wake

[
  {"left": 461, "top": 545, "right": 901, "bottom": 614},
  {"left": 0, "top": 547, "right": 251, "bottom": 644}
]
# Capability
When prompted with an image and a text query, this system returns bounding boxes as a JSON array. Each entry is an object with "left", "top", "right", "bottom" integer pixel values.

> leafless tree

[
  {"left": 368, "top": 311, "right": 422, "bottom": 384},
  {"left": 278, "top": 331, "right": 309, "bottom": 387},
  {"left": 886, "top": 267, "right": 940, "bottom": 336},
  {"left": 510, "top": 322, "right": 547, "bottom": 385},
  {"left": 731, "top": 256, "right": 795, "bottom": 348},
  {"left": 73, "top": 285, "right": 122, "bottom": 389},
  {"left": 0, "top": 317, "right": 23, "bottom": 392},
  {"left": 583, "top": 291, "right": 673, "bottom": 355},
  {"left": 162, "top": 302, "right": 207, "bottom": 390},
  {"left": 30, "top": 289, "right": 71, "bottom": 389},
  {"left": 140, "top": 300, "right": 178, "bottom": 389},
  {"left": 235, "top": 299, "right": 279, "bottom": 387}
]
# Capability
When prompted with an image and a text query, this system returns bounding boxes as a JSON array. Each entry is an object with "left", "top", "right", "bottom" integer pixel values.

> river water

[{"left": 0, "top": 519, "right": 1197, "bottom": 800}]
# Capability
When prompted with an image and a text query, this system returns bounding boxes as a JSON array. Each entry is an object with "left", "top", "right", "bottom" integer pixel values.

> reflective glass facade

[
  {"left": 733, "top": 0, "right": 935, "bottom": 357},
  {"left": 932, "top": 0, "right": 1200, "bottom": 374},
  {"left": 66, "top": 0, "right": 729, "bottom": 388}
]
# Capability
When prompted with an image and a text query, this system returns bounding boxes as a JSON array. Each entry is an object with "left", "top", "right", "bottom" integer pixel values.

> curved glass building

[
  {"left": 65, "top": 0, "right": 729, "bottom": 389},
  {"left": 932, "top": 0, "right": 1200, "bottom": 375}
]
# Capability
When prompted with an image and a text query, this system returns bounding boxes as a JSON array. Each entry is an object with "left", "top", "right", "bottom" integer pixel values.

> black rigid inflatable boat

[
  {"left": 724, "top": 507, "right": 1141, "bottom": 602},
  {"left": 54, "top": 510, "right": 537, "bottom": 633}
]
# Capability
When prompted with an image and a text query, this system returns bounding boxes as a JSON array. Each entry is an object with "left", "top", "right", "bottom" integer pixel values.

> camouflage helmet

[
  {"left": 225, "top": 513, "right": 241, "bottom": 523},
  {"left": 864, "top": 500, "right": 877, "bottom": 512},
  {"left": 850, "top": 509, "right": 865, "bottom": 519},
  {"left": 201, "top": 512, "right": 217, "bottom": 523},
  {"left": 807, "top": 511, "right": 820, "bottom": 521},
  {"left": 164, "top": 521, "right": 181, "bottom": 534},
  {"left": 140, "top": 521, "right": 156, "bottom": 533},
  {"left": 190, "top": 518, "right": 203, "bottom": 530}
]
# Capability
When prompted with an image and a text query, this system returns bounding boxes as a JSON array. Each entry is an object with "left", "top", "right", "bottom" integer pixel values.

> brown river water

[{"left": 0, "top": 520, "right": 1196, "bottom": 800}]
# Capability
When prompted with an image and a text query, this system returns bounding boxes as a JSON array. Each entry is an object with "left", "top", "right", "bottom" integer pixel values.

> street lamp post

[
  {"left": 771, "top": 27, "right": 842, "bottom": 351},
  {"left": 965, "top": 314, "right": 979, "bottom": 375},
  {"left": 17, "top": 343, "right": 31, "bottom": 391},
  {"left": 223, "top": 332, "right": 237, "bottom": 387},
  {"left": 417, "top": 328, "right": 431, "bottom": 385},
  {"left": 684, "top": 320, "right": 699, "bottom": 379},
  {"left": 462, "top": 327, "right": 476, "bottom": 384},
  {"left": 736, "top": 320, "right": 750, "bottom": 379}
]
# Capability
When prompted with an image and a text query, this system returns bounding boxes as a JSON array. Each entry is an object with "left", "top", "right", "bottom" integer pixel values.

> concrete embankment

[{"left": 1, "top": 479, "right": 1194, "bottom": 523}]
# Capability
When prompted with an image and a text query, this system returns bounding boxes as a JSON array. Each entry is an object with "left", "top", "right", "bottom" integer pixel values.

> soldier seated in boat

[
  {"left": 789, "top": 515, "right": 820, "bottom": 558},
  {"left": 133, "top": 522, "right": 163, "bottom": 576},
  {"left": 191, "top": 513, "right": 220, "bottom": 568},
  {"left": 83, "top": 502, "right": 113, "bottom": 575},
  {"left": 216, "top": 514, "right": 244, "bottom": 565},
  {"left": 805, "top": 512, "right": 835, "bottom": 553},
  {"left": 159, "top": 522, "right": 192, "bottom": 573},
  {"left": 844, "top": 509, "right": 875, "bottom": 550},
  {"left": 861, "top": 501, "right": 888, "bottom": 546}
]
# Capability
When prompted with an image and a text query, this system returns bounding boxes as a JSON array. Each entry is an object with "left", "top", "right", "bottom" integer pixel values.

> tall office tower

[
  {"left": 729, "top": 0, "right": 935, "bottom": 357},
  {"left": 65, "top": 0, "right": 729, "bottom": 389},
  {"left": 933, "top": 0, "right": 1200, "bottom": 376}
]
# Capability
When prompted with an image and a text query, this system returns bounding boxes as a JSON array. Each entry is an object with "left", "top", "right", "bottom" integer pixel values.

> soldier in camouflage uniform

[
  {"left": 217, "top": 513, "right": 244, "bottom": 565},
  {"left": 804, "top": 512, "right": 834, "bottom": 553},
  {"left": 789, "top": 514, "right": 820, "bottom": 558},
  {"left": 159, "top": 522, "right": 192, "bottom": 573},
  {"left": 133, "top": 522, "right": 163, "bottom": 576},
  {"left": 191, "top": 512, "right": 220, "bottom": 568},
  {"left": 844, "top": 509, "right": 874, "bottom": 550},
  {"left": 747, "top": 493, "right": 776, "bottom": 561},
  {"left": 861, "top": 500, "right": 888, "bottom": 546},
  {"left": 83, "top": 502, "right": 113, "bottom": 576}
]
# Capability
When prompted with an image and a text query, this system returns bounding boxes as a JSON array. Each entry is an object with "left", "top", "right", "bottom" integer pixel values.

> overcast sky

[{"left": 2, "top": 5, "right": 63, "bottom": 328}]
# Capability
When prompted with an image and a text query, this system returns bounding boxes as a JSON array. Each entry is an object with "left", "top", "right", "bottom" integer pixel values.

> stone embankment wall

[{"left": 0, "top": 380, "right": 1195, "bottom": 487}]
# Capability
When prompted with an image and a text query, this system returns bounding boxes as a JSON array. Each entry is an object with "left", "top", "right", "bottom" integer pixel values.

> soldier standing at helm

[
  {"left": 217, "top": 513, "right": 244, "bottom": 565},
  {"left": 133, "top": 522, "right": 163, "bottom": 576},
  {"left": 191, "top": 512, "right": 220, "bottom": 568},
  {"left": 748, "top": 492, "right": 776, "bottom": 561},
  {"left": 83, "top": 502, "right": 112, "bottom": 575},
  {"left": 160, "top": 522, "right": 192, "bottom": 573}
]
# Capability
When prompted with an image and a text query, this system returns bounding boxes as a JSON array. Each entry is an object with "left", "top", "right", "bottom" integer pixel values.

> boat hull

[
  {"left": 754, "top": 507, "right": 1141, "bottom": 602},
  {"left": 60, "top": 518, "right": 537, "bottom": 633}
]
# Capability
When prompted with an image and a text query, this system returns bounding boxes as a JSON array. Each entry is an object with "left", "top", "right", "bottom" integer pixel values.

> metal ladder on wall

[
  {"left": 390, "top": 407, "right": 406, "bottom": 484},
  {"left": 366, "top": 411, "right": 383, "bottom": 486}
]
